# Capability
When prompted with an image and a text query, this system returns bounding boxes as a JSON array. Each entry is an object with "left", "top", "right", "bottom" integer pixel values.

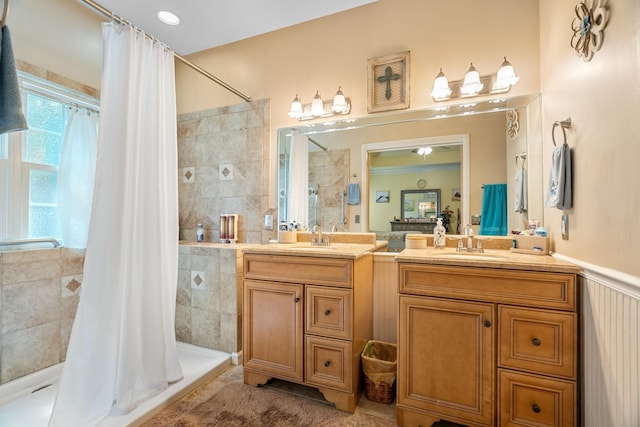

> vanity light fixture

[
  {"left": 430, "top": 57, "right": 520, "bottom": 102},
  {"left": 430, "top": 69, "right": 452, "bottom": 100},
  {"left": 331, "top": 87, "right": 349, "bottom": 114},
  {"left": 288, "top": 86, "right": 351, "bottom": 121},
  {"left": 311, "top": 91, "right": 326, "bottom": 117},
  {"left": 157, "top": 10, "right": 180, "bottom": 26},
  {"left": 288, "top": 94, "right": 303, "bottom": 119},
  {"left": 495, "top": 57, "right": 520, "bottom": 89},
  {"left": 460, "top": 63, "right": 484, "bottom": 96}
]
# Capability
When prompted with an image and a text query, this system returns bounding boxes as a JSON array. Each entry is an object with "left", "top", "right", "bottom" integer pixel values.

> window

[{"left": 0, "top": 73, "right": 99, "bottom": 241}]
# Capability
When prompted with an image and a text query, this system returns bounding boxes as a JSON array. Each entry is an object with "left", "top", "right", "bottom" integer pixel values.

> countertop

[
  {"left": 395, "top": 247, "right": 580, "bottom": 274},
  {"left": 241, "top": 241, "right": 386, "bottom": 259}
]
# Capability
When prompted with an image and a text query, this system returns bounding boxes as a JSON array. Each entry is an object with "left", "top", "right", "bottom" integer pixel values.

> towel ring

[
  {"left": 552, "top": 117, "right": 572, "bottom": 146},
  {"left": 1, "top": 0, "right": 9, "bottom": 28}
]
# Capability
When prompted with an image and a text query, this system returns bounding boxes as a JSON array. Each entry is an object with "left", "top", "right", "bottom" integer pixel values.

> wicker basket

[
  {"left": 364, "top": 375, "right": 396, "bottom": 404},
  {"left": 361, "top": 340, "right": 397, "bottom": 404}
]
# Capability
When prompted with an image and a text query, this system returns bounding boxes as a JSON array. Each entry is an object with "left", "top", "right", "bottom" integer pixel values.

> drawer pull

[
  {"left": 293, "top": 297, "right": 300, "bottom": 303},
  {"left": 483, "top": 320, "right": 491, "bottom": 328},
  {"left": 532, "top": 403, "right": 541, "bottom": 413},
  {"left": 532, "top": 338, "right": 541, "bottom": 346},
  {"left": 324, "top": 360, "right": 331, "bottom": 367},
  {"left": 324, "top": 309, "right": 331, "bottom": 316}
]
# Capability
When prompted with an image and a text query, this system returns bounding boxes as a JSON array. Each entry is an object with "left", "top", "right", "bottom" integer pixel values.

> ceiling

[{"left": 93, "top": 0, "right": 377, "bottom": 55}]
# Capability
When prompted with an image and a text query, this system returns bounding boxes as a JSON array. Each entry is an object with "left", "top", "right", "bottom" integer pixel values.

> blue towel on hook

[
  {"left": 0, "top": 26, "right": 28, "bottom": 134},
  {"left": 347, "top": 183, "right": 360, "bottom": 205},
  {"left": 479, "top": 184, "right": 507, "bottom": 236}
]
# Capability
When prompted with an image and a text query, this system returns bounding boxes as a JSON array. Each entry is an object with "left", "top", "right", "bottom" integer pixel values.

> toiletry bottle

[
  {"left": 434, "top": 218, "right": 446, "bottom": 248},
  {"left": 196, "top": 224, "right": 204, "bottom": 242}
]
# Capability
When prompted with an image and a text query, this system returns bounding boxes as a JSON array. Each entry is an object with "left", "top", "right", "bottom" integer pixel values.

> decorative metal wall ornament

[
  {"left": 570, "top": 0, "right": 609, "bottom": 61},
  {"left": 506, "top": 109, "right": 520, "bottom": 140},
  {"left": 367, "top": 51, "right": 410, "bottom": 113}
]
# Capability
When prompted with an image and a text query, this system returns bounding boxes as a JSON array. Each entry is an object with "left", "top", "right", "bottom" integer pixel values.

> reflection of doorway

[{"left": 361, "top": 135, "right": 469, "bottom": 233}]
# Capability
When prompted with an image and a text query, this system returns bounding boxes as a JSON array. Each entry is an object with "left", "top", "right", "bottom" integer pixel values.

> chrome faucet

[
  {"left": 457, "top": 225, "right": 483, "bottom": 253},
  {"left": 311, "top": 225, "right": 330, "bottom": 246},
  {"left": 312, "top": 225, "right": 322, "bottom": 242}
]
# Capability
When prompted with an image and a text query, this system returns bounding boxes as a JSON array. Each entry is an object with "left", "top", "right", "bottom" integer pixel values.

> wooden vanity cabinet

[
  {"left": 242, "top": 253, "right": 373, "bottom": 412},
  {"left": 396, "top": 263, "right": 578, "bottom": 427}
]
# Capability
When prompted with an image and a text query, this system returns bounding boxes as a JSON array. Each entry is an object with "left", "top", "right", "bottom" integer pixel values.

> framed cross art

[{"left": 367, "top": 51, "right": 410, "bottom": 113}]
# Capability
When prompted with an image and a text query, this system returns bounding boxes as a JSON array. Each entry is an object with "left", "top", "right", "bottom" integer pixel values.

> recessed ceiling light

[{"left": 157, "top": 10, "right": 180, "bottom": 26}]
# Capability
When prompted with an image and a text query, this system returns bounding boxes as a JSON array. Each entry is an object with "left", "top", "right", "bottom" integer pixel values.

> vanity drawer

[
  {"left": 305, "top": 336, "right": 352, "bottom": 392},
  {"left": 244, "top": 254, "right": 353, "bottom": 288},
  {"left": 306, "top": 286, "right": 352, "bottom": 340},
  {"left": 499, "top": 306, "right": 576, "bottom": 379},
  {"left": 398, "top": 264, "right": 576, "bottom": 310},
  {"left": 499, "top": 369, "right": 575, "bottom": 427}
]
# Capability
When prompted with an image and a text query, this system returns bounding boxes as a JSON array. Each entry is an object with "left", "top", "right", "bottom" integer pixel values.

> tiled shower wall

[
  {"left": 177, "top": 98, "right": 275, "bottom": 244},
  {"left": 308, "top": 148, "right": 350, "bottom": 230},
  {"left": 0, "top": 99, "right": 273, "bottom": 383},
  {"left": 0, "top": 248, "right": 84, "bottom": 385},
  {"left": 175, "top": 244, "right": 244, "bottom": 355}
]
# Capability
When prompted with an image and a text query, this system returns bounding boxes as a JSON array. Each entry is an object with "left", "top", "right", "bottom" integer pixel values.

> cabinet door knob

[
  {"left": 531, "top": 403, "right": 541, "bottom": 413},
  {"left": 532, "top": 338, "right": 541, "bottom": 346},
  {"left": 324, "top": 360, "right": 331, "bottom": 367},
  {"left": 293, "top": 297, "right": 300, "bottom": 303},
  {"left": 483, "top": 320, "right": 491, "bottom": 327},
  {"left": 324, "top": 309, "right": 331, "bottom": 316}
]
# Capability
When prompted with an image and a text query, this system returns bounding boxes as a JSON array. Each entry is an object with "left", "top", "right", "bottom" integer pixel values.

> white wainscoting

[
  {"left": 372, "top": 253, "right": 398, "bottom": 344},
  {"left": 555, "top": 254, "right": 640, "bottom": 427}
]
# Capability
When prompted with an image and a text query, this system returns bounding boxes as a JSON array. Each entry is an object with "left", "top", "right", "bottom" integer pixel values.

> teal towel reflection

[{"left": 479, "top": 184, "right": 507, "bottom": 236}]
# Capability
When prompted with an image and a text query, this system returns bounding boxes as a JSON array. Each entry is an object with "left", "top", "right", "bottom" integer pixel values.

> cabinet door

[
  {"left": 398, "top": 295, "right": 495, "bottom": 426},
  {"left": 243, "top": 279, "right": 303, "bottom": 381}
]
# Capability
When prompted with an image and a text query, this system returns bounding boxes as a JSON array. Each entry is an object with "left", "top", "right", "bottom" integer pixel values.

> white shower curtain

[
  {"left": 287, "top": 131, "right": 309, "bottom": 228},
  {"left": 49, "top": 23, "right": 183, "bottom": 426},
  {"left": 57, "top": 109, "right": 98, "bottom": 248}
]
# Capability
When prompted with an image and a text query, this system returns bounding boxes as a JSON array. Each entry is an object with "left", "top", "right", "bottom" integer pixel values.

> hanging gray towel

[
  {"left": 0, "top": 25, "right": 28, "bottom": 135},
  {"left": 544, "top": 144, "right": 572, "bottom": 210},
  {"left": 514, "top": 166, "right": 527, "bottom": 213},
  {"left": 347, "top": 183, "right": 360, "bottom": 205}
]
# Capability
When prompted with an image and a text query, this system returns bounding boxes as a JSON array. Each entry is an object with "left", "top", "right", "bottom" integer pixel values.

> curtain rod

[{"left": 80, "top": 0, "right": 252, "bottom": 103}]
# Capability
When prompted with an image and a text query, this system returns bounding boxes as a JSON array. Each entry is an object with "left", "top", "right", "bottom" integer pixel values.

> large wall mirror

[{"left": 277, "top": 94, "right": 543, "bottom": 236}]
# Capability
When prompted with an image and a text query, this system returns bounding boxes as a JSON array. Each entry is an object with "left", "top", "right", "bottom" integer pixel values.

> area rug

[{"left": 146, "top": 381, "right": 352, "bottom": 426}]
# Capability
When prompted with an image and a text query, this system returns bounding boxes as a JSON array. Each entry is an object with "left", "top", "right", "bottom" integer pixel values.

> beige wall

[
  {"left": 9, "top": 0, "right": 102, "bottom": 89},
  {"left": 539, "top": 0, "right": 640, "bottom": 277}
]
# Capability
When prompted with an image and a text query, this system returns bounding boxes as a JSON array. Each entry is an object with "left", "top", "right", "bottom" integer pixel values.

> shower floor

[{"left": 0, "top": 343, "right": 231, "bottom": 427}]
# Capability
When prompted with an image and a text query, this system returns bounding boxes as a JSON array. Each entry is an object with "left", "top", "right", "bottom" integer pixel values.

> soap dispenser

[{"left": 433, "top": 218, "right": 446, "bottom": 248}]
